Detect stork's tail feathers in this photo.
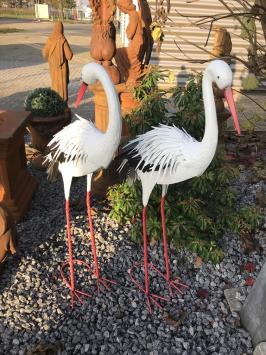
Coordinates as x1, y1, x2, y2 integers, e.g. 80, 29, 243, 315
43, 153, 59, 182
127, 167, 137, 186
117, 158, 137, 186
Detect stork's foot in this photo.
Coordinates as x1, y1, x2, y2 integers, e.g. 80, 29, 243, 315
150, 264, 188, 297
61, 259, 92, 307
165, 276, 188, 298
70, 288, 92, 308
145, 292, 166, 313
128, 261, 167, 313
94, 276, 117, 294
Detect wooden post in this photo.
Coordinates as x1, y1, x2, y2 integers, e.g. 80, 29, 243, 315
0, 110, 37, 221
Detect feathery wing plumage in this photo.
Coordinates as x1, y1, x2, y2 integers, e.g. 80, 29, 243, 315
47, 114, 102, 164
126, 124, 200, 177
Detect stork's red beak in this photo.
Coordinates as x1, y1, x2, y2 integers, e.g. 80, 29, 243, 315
74, 82, 88, 108
224, 87, 241, 136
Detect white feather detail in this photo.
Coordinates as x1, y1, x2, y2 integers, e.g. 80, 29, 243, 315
47, 114, 102, 165
127, 124, 200, 179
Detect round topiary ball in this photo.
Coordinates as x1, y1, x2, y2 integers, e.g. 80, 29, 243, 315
25, 88, 66, 117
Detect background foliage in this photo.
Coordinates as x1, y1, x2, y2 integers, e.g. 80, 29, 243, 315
108, 67, 261, 263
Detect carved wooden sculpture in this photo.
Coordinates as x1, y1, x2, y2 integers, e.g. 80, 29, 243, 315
139, 0, 153, 66
89, 0, 120, 84
253, 0, 266, 40
251, 0, 266, 73
211, 27, 232, 59
115, 0, 153, 84
211, 27, 232, 143
42, 22, 73, 102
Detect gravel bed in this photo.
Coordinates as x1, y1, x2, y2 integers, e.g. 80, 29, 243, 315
0, 165, 265, 355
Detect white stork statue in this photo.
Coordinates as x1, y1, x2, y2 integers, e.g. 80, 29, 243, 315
119, 60, 241, 312
45, 62, 122, 306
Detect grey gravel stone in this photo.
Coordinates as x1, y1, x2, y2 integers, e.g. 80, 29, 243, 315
224, 288, 244, 312
241, 262, 266, 346
254, 343, 266, 355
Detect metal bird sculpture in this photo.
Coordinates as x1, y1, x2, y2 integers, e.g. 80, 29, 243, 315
119, 60, 241, 312
45, 62, 122, 306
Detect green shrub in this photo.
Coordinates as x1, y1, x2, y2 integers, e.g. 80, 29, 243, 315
108, 68, 262, 263
25, 88, 66, 117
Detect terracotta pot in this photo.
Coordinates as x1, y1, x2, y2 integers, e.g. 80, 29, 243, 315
27, 108, 71, 152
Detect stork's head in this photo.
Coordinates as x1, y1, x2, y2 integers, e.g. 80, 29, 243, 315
205, 60, 240, 135
206, 60, 233, 90
75, 63, 110, 108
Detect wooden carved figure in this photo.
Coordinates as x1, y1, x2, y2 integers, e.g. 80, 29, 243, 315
89, 0, 120, 84
115, 0, 152, 84
138, 0, 153, 66
212, 27, 232, 59
42, 22, 73, 102
211, 27, 233, 142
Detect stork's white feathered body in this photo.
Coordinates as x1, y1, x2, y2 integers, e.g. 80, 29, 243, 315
45, 62, 122, 305
134, 125, 204, 181
122, 60, 240, 205
121, 60, 240, 311
54, 117, 115, 175
46, 62, 121, 195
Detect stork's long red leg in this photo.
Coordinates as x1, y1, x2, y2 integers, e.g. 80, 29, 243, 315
60, 199, 92, 307
161, 197, 170, 282
65, 199, 75, 306
86, 192, 100, 279
128, 205, 167, 313
86, 191, 116, 293
159, 196, 188, 296
143, 206, 149, 295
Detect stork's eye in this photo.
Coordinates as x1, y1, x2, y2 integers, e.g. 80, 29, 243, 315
217, 75, 220, 79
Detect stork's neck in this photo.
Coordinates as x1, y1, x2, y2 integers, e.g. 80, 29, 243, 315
200, 72, 218, 159
101, 71, 122, 147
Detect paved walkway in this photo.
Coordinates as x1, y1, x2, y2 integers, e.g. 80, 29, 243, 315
0, 19, 265, 129
0, 20, 93, 119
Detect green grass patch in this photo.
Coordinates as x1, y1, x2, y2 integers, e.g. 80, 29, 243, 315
0, 7, 34, 19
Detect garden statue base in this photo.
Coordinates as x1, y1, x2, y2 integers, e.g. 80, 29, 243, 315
0, 110, 37, 221
240, 261, 266, 346
91, 82, 140, 138
0, 203, 17, 263
90, 83, 140, 196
